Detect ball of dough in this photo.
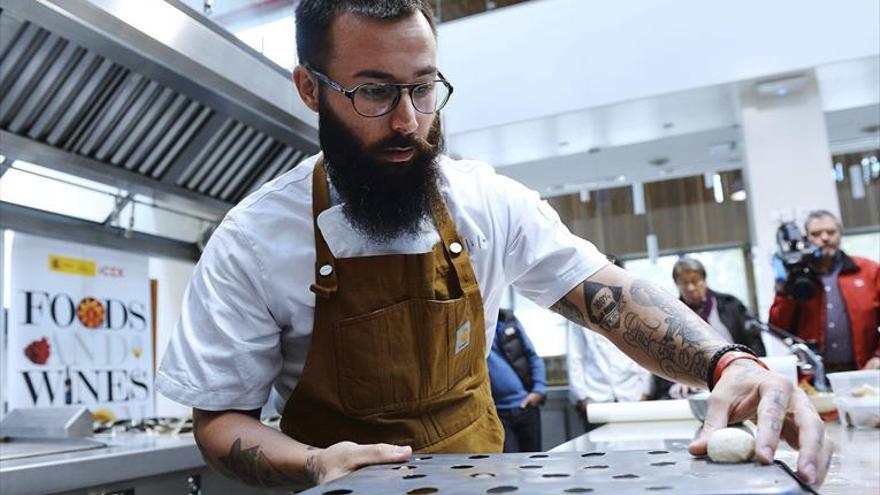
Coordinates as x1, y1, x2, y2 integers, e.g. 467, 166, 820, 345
707, 428, 755, 463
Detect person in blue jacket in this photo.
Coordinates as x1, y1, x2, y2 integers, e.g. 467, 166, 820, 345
488, 309, 547, 452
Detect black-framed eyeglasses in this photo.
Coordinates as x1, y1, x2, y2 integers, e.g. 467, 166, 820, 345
306, 66, 454, 118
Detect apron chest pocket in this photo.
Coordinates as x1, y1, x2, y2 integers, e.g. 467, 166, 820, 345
333, 298, 475, 414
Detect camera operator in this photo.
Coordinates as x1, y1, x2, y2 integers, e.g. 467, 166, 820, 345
769, 210, 880, 372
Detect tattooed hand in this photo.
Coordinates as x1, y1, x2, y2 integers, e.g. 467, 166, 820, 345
688, 360, 834, 487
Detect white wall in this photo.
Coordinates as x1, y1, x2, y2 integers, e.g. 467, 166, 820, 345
438, 0, 880, 134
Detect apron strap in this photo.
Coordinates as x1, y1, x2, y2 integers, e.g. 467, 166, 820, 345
432, 200, 480, 295
310, 156, 338, 299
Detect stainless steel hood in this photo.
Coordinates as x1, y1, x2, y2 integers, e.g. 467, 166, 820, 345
0, 0, 319, 216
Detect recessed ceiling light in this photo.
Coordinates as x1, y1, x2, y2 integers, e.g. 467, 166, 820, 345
861, 124, 880, 134
662, 122, 674, 129
588, 147, 601, 154
558, 141, 570, 147
649, 157, 669, 166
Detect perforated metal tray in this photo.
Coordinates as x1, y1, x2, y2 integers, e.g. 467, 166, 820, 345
299, 446, 810, 495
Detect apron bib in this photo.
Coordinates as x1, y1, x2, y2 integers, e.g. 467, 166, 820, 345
279, 157, 503, 453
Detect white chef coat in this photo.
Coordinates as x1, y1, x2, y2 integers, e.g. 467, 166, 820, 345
566, 324, 651, 404
157, 154, 608, 412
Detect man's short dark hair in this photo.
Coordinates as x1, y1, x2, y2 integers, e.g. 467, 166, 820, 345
804, 209, 843, 234
295, 0, 438, 70
672, 257, 706, 282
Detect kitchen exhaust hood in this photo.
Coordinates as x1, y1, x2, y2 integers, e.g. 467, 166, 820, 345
0, 0, 319, 216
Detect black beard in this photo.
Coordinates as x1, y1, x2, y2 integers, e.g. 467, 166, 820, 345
318, 100, 445, 243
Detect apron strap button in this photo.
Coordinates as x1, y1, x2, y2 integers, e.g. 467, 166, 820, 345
449, 242, 463, 254
319, 264, 334, 277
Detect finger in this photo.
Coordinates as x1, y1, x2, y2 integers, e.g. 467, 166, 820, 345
812, 431, 835, 486
688, 391, 731, 456
520, 398, 528, 408
788, 391, 827, 485
753, 381, 793, 464
348, 443, 412, 469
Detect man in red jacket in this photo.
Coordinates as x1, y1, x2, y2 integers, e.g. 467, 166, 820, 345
770, 210, 880, 372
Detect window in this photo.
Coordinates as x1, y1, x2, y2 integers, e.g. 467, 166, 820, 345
0, 162, 121, 223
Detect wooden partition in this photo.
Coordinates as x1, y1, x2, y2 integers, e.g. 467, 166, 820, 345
548, 170, 750, 257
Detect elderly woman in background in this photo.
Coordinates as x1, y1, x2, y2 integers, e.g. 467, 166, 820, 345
652, 257, 766, 399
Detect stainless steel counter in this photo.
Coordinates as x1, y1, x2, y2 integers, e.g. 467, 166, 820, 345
0, 433, 280, 494
551, 419, 879, 495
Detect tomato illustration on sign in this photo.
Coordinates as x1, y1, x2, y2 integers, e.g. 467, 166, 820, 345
24, 337, 51, 365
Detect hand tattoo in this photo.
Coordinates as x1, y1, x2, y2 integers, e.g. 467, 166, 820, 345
217, 438, 301, 487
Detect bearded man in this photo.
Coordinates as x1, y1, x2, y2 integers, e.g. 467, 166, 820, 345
157, 0, 832, 490
770, 210, 880, 372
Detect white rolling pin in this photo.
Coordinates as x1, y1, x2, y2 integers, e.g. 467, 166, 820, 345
586, 399, 694, 423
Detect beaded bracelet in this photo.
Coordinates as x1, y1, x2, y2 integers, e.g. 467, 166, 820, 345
706, 344, 765, 391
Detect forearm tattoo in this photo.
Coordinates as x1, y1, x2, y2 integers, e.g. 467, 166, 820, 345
550, 281, 623, 331
215, 438, 303, 487
623, 279, 720, 382
583, 281, 624, 331
552, 278, 722, 383
550, 297, 586, 325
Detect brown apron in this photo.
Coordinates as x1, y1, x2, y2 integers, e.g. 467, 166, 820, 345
279, 157, 503, 453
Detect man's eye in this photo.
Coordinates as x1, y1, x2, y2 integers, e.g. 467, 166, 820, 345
413, 83, 434, 96
359, 85, 394, 100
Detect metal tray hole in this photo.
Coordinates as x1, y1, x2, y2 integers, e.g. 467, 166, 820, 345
469, 454, 491, 459
646, 487, 673, 491
529, 454, 549, 458
583, 464, 609, 470
472, 473, 496, 479
650, 461, 676, 467
648, 450, 669, 455
581, 452, 605, 457
519, 465, 543, 469
612, 474, 640, 479
542, 473, 570, 478
407, 488, 438, 494
486, 487, 518, 493
393, 465, 418, 470
450, 465, 474, 469
413, 456, 433, 461
323, 490, 353, 495
403, 474, 427, 480
564, 489, 594, 494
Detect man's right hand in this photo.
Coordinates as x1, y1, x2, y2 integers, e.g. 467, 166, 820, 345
308, 441, 413, 484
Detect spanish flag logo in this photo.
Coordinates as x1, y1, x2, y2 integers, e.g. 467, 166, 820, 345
49, 255, 97, 277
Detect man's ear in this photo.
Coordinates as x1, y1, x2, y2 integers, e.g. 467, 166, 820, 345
293, 65, 320, 112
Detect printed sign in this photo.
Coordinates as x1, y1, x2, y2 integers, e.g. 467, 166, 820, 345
7, 233, 154, 421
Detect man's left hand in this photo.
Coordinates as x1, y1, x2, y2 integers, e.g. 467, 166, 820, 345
687, 360, 833, 487
862, 356, 880, 370
520, 392, 544, 408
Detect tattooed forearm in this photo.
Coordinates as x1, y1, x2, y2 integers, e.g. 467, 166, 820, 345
216, 438, 304, 487
623, 279, 721, 382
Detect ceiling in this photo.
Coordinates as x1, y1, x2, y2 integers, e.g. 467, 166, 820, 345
177, 0, 534, 28
446, 56, 880, 196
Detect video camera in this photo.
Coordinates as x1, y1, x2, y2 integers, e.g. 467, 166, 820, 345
775, 221, 821, 300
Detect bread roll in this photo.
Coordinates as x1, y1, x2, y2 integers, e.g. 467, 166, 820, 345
707, 428, 755, 463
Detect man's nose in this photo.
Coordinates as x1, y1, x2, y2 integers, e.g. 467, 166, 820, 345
390, 91, 419, 135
